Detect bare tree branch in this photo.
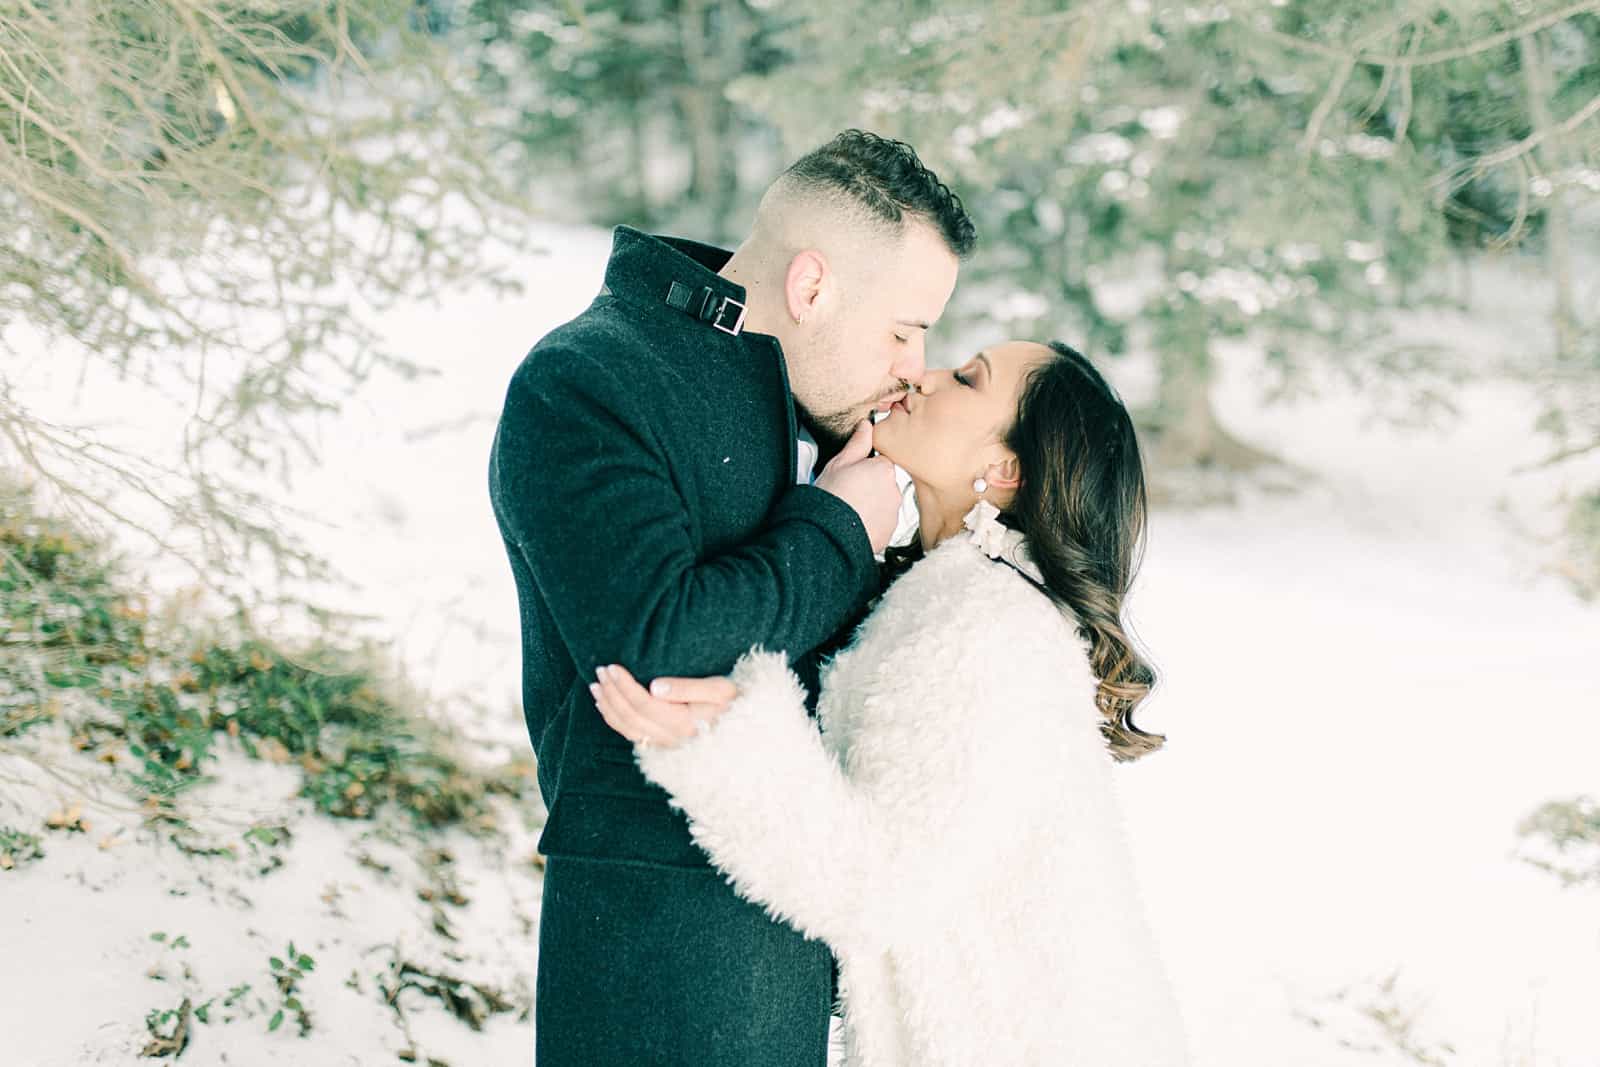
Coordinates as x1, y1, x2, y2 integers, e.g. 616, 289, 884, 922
1428, 91, 1600, 194
0, 0, 535, 609
1300, 53, 1356, 156
1252, 1, 1600, 68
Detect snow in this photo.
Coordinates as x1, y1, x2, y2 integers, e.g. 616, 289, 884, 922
1118, 288, 1600, 1063
1, 722, 544, 1065
3, 218, 1599, 1065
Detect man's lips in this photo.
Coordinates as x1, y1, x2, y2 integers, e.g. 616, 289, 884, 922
875, 392, 912, 413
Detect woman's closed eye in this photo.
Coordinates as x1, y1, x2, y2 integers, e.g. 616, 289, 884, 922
954, 353, 990, 388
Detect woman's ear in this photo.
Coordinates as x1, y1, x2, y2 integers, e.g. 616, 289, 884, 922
986, 452, 1022, 491
784, 249, 828, 324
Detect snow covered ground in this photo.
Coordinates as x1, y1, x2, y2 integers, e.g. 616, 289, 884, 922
3, 218, 1598, 1065
2, 723, 545, 1066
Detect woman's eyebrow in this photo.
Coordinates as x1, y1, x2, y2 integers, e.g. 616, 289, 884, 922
896, 318, 932, 330
974, 352, 992, 380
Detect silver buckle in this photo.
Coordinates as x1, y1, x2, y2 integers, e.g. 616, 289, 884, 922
711, 296, 747, 336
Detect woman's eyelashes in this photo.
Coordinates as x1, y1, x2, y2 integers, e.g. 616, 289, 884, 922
953, 367, 973, 387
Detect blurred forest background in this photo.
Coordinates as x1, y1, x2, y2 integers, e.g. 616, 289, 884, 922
2, 1, 1599, 1064
4, 0, 1599, 595
468, 0, 1600, 529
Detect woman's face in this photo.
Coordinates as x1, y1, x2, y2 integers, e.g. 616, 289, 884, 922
872, 339, 1054, 494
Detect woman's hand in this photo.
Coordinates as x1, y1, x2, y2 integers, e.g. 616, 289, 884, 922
590, 664, 739, 747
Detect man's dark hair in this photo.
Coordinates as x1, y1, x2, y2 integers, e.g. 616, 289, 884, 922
781, 129, 977, 257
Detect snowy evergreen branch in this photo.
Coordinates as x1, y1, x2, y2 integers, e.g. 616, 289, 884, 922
1427, 91, 1600, 195
1252, 0, 1600, 68
0, 0, 535, 601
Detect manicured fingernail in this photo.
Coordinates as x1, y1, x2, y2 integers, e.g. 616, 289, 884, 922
588, 682, 601, 699
651, 680, 671, 697
595, 666, 608, 682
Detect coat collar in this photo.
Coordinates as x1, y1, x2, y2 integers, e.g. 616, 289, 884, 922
601, 225, 749, 324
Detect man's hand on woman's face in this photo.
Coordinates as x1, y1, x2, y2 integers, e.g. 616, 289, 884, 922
591, 665, 738, 747
815, 419, 900, 553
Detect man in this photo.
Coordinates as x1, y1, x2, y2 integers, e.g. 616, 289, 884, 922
487, 129, 975, 1065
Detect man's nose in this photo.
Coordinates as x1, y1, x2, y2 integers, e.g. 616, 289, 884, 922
891, 342, 927, 388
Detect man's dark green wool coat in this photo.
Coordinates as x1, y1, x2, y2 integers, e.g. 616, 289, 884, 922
487, 225, 880, 1065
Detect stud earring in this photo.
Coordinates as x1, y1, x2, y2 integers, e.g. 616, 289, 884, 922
973, 477, 988, 494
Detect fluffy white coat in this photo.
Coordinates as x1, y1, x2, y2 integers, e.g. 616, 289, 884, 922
636, 536, 1192, 1066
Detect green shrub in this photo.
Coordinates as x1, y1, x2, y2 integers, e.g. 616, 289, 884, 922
1518, 796, 1600, 889
185, 635, 519, 828
0, 825, 45, 871
1564, 489, 1600, 601
1, 480, 534, 833
1, 483, 152, 699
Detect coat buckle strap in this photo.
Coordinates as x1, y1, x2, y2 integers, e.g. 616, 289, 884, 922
710, 295, 746, 336
665, 281, 746, 337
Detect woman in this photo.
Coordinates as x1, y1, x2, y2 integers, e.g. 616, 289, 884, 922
592, 340, 1191, 1066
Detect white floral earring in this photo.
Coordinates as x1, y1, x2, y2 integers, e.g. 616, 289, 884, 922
973, 476, 988, 494
962, 498, 1047, 585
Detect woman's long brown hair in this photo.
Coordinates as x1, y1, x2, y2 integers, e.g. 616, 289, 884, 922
1002, 341, 1164, 762
878, 341, 1165, 759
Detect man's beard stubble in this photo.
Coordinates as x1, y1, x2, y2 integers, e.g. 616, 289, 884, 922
790, 320, 865, 450
794, 396, 860, 452
790, 313, 906, 453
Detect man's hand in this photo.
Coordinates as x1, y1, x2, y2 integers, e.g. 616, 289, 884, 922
591, 664, 738, 747
814, 420, 899, 554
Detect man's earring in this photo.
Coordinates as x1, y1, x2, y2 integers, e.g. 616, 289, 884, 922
973, 477, 988, 494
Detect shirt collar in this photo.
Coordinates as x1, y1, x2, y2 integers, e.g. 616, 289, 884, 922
796, 423, 819, 485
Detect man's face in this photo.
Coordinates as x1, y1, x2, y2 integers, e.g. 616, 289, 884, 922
792, 221, 960, 446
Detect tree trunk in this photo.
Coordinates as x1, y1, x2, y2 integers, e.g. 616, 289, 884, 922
708, 1, 744, 236
676, 0, 741, 243
1149, 350, 1277, 474
678, 3, 717, 201
1519, 31, 1579, 359
626, 90, 652, 225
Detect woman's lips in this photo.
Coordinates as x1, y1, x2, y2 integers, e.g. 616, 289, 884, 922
890, 398, 909, 416
874, 392, 908, 412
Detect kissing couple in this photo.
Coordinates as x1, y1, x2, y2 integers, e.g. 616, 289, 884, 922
489, 129, 1191, 1066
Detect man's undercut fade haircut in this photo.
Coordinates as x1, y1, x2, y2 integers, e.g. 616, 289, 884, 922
778, 129, 977, 257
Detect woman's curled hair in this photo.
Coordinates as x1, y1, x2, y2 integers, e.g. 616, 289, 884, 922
1003, 341, 1165, 762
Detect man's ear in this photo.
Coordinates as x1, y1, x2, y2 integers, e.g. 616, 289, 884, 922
784, 250, 828, 324
986, 453, 1022, 491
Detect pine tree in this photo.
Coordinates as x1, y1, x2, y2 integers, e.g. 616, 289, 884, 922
0, 0, 531, 608
727, 0, 1598, 487
469, 0, 790, 241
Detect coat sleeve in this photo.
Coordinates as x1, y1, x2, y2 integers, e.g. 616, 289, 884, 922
633, 558, 1099, 954
634, 648, 889, 952
490, 344, 879, 682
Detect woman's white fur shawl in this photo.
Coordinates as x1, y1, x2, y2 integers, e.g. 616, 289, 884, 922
636, 536, 1192, 1066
